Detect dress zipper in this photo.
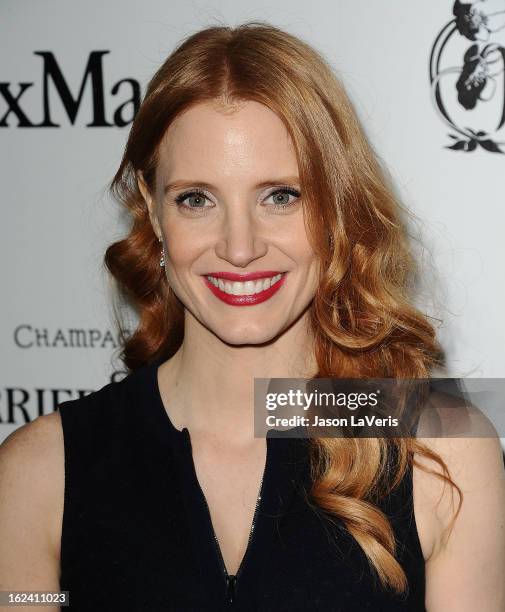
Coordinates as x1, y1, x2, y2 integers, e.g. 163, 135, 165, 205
192, 439, 268, 605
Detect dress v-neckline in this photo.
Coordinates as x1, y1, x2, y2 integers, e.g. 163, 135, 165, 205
140, 356, 311, 604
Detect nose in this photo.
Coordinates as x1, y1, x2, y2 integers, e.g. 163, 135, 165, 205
214, 209, 268, 268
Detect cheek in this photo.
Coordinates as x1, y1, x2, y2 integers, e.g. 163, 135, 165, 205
287, 215, 317, 261
295, 240, 319, 285
293, 234, 317, 268
162, 222, 204, 266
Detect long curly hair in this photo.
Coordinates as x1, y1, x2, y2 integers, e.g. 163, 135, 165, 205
105, 22, 462, 593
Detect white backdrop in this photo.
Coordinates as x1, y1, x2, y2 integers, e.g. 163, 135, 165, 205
1, 0, 504, 445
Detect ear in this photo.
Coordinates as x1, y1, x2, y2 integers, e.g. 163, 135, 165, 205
137, 171, 162, 240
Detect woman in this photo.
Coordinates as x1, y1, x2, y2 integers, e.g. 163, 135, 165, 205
1, 21, 504, 612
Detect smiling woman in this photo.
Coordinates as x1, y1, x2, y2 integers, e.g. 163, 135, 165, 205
1, 19, 504, 612
134, 98, 320, 340
76, 21, 505, 611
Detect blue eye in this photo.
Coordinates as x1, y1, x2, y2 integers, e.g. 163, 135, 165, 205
174, 190, 211, 211
264, 187, 301, 209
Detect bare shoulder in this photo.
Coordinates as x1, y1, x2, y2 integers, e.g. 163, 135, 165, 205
411, 402, 505, 610
0, 411, 64, 490
1, 411, 63, 456
0, 412, 64, 597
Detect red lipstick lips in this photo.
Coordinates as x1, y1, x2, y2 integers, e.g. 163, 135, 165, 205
202, 270, 283, 281
202, 271, 287, 306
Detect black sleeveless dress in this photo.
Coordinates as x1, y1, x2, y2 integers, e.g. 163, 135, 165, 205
57, 358, 426, 611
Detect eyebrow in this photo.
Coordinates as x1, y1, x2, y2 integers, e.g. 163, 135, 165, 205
163, 176, 300, 195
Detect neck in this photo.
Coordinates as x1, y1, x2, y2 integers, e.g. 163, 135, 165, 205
157, 310, 317, 445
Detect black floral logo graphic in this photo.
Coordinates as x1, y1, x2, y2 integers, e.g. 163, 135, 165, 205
430, 0, 505, 153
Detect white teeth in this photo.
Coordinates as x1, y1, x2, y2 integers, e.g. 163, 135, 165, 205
244, 281, 256, 295
232, 282, 244, 295
206, 273, 283, 296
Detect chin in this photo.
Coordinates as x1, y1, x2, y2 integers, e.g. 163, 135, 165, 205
213, 322, 283, 346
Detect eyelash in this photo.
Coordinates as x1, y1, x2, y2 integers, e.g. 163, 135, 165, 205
173, 186, 301, 213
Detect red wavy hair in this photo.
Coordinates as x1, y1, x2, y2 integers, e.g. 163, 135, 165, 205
105, 21, 462, 593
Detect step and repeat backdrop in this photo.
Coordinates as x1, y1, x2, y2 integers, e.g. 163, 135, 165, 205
1, 0, 504, 445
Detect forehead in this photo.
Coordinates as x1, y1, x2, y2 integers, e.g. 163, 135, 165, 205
156, 100, 298, 183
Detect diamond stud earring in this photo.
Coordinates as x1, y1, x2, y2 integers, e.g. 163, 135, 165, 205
159, 237, 165, 267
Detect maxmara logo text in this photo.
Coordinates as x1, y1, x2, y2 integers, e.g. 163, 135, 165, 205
0, 51, 141, 128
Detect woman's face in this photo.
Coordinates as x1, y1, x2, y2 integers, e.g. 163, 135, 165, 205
140, 99, 320, 345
